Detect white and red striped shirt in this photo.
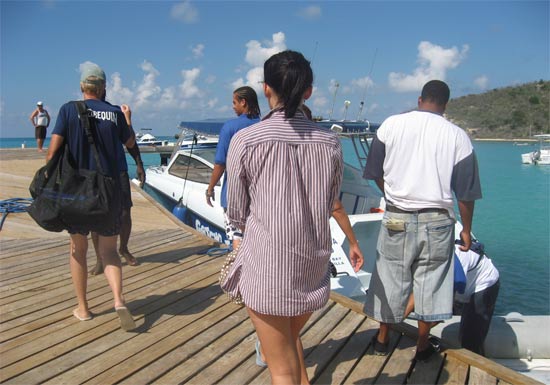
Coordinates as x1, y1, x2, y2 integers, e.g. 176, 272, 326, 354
227, 109, 343, 316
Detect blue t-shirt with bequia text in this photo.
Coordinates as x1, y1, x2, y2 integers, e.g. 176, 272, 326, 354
52, 99, 131, 176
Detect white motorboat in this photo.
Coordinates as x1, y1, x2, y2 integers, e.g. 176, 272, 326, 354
521, 134, 550, 165
136, 133, 171, 147
141, 124, 386, 300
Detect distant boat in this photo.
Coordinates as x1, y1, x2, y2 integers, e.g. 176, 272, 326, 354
521, 134, 550, 165
136, 133, 171, 147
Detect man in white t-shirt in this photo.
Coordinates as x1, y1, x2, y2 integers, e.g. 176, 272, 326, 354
454, 241, 500, 355
363, 80, 482, 361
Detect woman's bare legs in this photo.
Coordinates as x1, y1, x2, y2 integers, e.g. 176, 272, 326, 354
248, 308, 312, 385
69, 234, 91, 319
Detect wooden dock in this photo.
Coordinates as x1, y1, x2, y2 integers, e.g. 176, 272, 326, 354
0, 148, 542, 384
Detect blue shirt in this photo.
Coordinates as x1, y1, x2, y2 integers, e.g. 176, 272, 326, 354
215, 114, 260, 208
52, 99, 131, 177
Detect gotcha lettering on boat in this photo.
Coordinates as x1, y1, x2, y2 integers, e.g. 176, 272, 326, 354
194, 219, 225, 244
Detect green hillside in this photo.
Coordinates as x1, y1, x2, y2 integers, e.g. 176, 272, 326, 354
445, 80, 549, 139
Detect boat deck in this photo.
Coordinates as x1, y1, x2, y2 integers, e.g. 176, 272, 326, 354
0, 148, 542, 385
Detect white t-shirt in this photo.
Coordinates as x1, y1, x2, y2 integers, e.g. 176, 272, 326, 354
36, 110, 49, 126
364, 110, 482, 213
455, 246, 499, 302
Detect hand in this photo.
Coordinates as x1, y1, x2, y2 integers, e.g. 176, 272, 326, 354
121, 104, 132, 125
458, 230, 472, 251
136, 163, 146, 188
206, 190, 215, 207
348, 243, 364, 272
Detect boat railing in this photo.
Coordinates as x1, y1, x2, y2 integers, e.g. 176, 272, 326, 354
330, 128, 376, 172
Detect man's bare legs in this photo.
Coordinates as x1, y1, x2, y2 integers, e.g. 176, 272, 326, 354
97, 234, 126, 308
90, 209, 137, 276
118, 208, 138, 266
70, 234, 91, 320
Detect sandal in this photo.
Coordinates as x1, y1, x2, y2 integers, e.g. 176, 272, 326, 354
371, 331, 389, 356
414, 343, 437, 362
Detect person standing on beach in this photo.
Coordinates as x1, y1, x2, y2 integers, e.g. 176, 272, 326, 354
29, 101, 50, 152
47, 62, 136, 331
225, 50, 362, 384
363, 80, 482, 362
205, 86, 260, 249
90, 101, 145, 275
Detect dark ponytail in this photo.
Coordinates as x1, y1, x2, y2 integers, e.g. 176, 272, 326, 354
264, 50, 313, 119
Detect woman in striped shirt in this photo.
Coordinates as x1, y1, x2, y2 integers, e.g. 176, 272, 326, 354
226, 50, 360, 385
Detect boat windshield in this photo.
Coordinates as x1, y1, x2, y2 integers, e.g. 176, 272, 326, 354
189, 148, 217, 164
168, 151, 214, 184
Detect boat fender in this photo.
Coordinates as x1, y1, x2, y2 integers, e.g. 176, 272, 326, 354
172, 200, 188, 222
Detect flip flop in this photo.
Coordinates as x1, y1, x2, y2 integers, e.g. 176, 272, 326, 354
255, 340, 267, 367
73, 308, 93, 321
115, 306, 136, 331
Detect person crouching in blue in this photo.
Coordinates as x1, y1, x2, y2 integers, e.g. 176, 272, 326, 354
454, 240, 500, 355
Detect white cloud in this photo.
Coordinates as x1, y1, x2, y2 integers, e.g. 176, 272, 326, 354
134, 61, 161, 108
157, 87, 178, 109
388, 41, 469, 92
231, 78, 245, 90
474, 75, 489, 90
191, 43, 204, 59
297, 5, 321, 20
207, 98, 218, 109
244, 32, 287, 67
170, 1, 199, 24
107, 72, 134, 105
233, 32, 287, 94
179, 68, 201, 99
351, 76, 374, 91
312, 95, 328, 109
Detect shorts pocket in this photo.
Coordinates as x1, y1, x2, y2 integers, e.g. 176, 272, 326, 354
378, 218, 407, 262
426, 219, 455, 262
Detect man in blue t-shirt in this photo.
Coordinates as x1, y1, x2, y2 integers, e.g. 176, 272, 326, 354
205, 86, 260, 248
48, 62, 136, 330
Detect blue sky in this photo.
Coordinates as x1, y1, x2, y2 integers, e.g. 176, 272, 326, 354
1, 1, 548, 138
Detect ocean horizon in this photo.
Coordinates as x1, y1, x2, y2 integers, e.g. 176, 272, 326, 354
1, 137, 548, 316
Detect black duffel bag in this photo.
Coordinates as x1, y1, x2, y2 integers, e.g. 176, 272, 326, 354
28, 101, 120, 233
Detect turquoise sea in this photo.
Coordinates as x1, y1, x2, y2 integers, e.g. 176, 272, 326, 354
2, 136, 549, 316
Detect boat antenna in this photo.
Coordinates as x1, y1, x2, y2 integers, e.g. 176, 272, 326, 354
329, 81, 340, 121
310, 41, 319, 64
357, 48, 378, 121
178, 133, 198, 205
